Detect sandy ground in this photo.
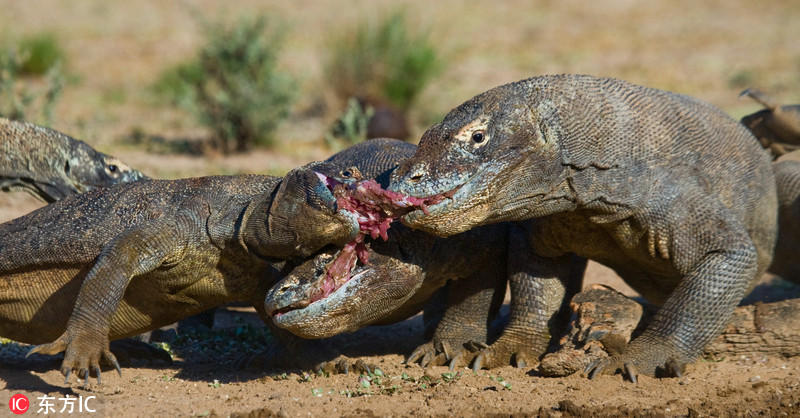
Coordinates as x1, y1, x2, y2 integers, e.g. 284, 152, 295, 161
1, 0, 800, 416
1, 302, 799, 417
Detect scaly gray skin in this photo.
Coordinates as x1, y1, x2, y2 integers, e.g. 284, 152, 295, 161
4, 165, 361, 385
266, 221, 512, 370
257, 139, 511, 371
0, 117, 147, 202
770, 151, 800, 282
389, 74, 778, 381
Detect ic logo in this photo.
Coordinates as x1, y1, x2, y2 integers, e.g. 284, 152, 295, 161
9, 394, 29, 415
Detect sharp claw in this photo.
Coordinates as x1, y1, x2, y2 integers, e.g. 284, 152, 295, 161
26, 345, 41, 358
448, 358, 456, 371
420, 352, 432, 368
94, 366, 102, 385
405, 350, 421, 365
666, 358, 683, 378
472, 354, 483, 372
587, 361, 604, 379
624, 363, 638, 384
440, 342, 451, 360
355, 360, 370, 375
63, 369, 72, 384
516, 358, 527, 369
80, 369, 90, 389
105, 351, 122, 377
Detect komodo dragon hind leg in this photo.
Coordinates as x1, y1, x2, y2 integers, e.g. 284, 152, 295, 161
27, 213, 194, 387
469, 229, 586, 371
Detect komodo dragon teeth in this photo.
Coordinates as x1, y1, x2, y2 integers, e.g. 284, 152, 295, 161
308, 176, 447, 303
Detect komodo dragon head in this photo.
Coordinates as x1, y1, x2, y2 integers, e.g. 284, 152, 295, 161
248, 138, 438, 259
388, 79, 566, 236
0, 118, 147, 202
265, 242, 423, 338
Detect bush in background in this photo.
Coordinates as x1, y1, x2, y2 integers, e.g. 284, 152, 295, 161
154, 15, 295, 153
0, 47, 64, 124
325, 97, 374, 149
326, 10, 440, 112
17, 33, 65, 76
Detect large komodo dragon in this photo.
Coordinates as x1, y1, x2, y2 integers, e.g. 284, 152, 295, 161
0, 148, 399, 385
385, 74, 778, 382
0, 117, 146, 202
266, 139, 522, 370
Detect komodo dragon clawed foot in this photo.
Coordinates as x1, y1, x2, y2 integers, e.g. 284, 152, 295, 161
239, 333, 375, 376
27, 326, 121, 387
406, 339, 480, 370
466, 338, 543, 371
584, 337, 688, 383
316, 356, 376, 376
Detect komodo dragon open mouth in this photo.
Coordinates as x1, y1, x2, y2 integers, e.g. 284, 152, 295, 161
270, 174, 456, 317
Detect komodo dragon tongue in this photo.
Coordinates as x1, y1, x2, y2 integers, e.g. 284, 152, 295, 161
307, 176, 444, 303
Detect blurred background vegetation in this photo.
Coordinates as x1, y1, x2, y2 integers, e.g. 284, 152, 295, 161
0, 0, 798, 181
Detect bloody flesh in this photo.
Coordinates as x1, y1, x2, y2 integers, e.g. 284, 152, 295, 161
309, 175, 445, 303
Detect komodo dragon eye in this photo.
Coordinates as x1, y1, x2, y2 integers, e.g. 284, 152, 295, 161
341, 169, 352, 178
107, 164, 118, 173
471, 130, 486, 143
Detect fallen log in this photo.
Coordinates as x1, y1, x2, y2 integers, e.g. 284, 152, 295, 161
539, 284, 800, 377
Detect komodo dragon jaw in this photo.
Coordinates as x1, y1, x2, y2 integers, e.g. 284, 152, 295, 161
265, 248, 422, 339
388, 84, 566, 237
264, 172, 443, 337
247, 163, 362, 259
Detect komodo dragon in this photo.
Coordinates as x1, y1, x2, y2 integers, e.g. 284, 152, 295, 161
386, 74, 778, 381
740, 89, 800, 157
0, 117, 146, 202
770, 152, 800, 282
2, 152, 385, 385
265, 139, 516, 370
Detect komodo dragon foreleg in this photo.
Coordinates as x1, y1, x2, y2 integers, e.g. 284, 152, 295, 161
470, 244, 586, 371
405, 265, 500, 369
585, 191, 759, 382
28, 210, 197, 385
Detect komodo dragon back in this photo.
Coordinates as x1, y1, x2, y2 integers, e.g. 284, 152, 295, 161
0, 117, 147, 202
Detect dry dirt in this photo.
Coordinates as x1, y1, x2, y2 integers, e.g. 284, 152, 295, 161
1, 0, 800, 416
2, 297, 799, 417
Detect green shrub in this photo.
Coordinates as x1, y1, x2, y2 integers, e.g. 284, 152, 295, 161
154, 15, 295, 153
17, 33, 65, 75
325, 97, 374, 149
0, 48, 64, 124
326, 11, 440, 111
